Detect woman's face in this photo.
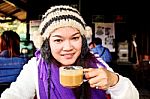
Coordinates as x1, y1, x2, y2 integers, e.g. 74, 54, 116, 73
49, 27, 82, 66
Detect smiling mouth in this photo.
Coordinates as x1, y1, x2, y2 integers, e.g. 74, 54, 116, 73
62, 53, 74, 59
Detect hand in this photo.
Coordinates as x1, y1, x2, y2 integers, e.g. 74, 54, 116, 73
84, 68, 119, 90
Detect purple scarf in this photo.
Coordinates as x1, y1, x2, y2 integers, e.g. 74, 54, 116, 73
35, 50, 106, 99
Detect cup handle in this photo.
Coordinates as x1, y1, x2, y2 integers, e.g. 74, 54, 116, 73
83, 72, 88, 82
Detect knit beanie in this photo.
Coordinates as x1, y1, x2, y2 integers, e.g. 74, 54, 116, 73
33, 5, 92, 49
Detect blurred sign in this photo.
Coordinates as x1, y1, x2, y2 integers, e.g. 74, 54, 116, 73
95, 22, 115, 52
29, 20, 41, 41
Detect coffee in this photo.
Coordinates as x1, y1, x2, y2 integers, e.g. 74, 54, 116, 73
59, 66, 83, 88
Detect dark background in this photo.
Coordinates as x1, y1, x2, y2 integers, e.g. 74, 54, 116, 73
3, 0, 149, 59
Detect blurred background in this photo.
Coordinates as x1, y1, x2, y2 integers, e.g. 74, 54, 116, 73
0, 0, 150, 98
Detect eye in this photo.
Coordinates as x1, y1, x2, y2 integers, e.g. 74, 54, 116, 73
72, 36, 80, 40
54, 39, 63, 43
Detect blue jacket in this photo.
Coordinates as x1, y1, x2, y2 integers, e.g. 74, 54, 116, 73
0, 57, 27, 83
91, 44, 112, 63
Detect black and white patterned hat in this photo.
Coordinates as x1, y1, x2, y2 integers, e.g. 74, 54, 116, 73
33, 5, 92, 49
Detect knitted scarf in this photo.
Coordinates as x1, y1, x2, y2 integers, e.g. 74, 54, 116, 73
35, 50, 107, 99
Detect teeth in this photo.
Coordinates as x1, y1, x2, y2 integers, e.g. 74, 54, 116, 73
63, 54, 73, 58
65, 54, 71, 56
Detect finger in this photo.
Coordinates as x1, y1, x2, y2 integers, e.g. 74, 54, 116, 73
84, 68, 95, 79
94, 79, 109, 90
90, 83, 97, 88
90, 81, 102, 89
95, 84, 109, 90
88, 75, 100, 85
83, 68, 93, 72
84, 68, 100, 79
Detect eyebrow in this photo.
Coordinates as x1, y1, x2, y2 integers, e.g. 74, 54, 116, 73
51, 32, 80, 38
72, 32, 80, 36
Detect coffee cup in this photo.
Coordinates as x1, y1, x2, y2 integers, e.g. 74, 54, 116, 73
59, 66, 83, 88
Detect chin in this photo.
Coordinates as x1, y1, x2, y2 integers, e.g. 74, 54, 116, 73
61, 61, 75, 66
61, 63, 73, 66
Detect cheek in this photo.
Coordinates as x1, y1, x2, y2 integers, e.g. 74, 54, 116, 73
50, 44, 57, 53
50, 45, 58, 59
50, 42, 62, 56
77, 44, 82, 51
77, 40, 82, 50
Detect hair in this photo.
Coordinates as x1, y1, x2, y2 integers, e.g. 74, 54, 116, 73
0, 30, 20, 57
93, 37, 102, 45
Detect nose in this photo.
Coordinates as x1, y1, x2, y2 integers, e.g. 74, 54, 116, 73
63, 40, 73, 51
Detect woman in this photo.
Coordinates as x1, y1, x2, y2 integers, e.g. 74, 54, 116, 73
0, 30, 27, 94
0, 5, 139, 99
0, 30, 20, 57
